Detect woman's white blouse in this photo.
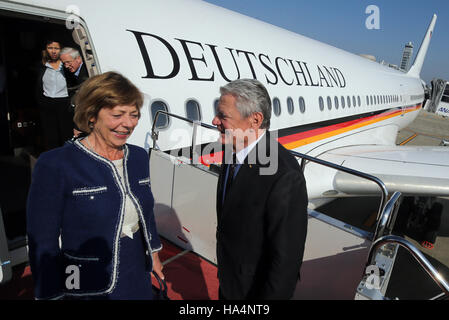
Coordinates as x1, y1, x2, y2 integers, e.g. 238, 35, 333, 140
112, 158, 140, 239
42, 62, 68, 98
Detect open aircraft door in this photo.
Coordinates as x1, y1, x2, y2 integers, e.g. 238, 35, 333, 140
0, 207, 12, 284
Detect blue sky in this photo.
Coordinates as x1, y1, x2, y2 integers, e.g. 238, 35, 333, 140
203, 0, 449, 84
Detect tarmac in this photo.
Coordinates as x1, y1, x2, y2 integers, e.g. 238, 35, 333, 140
396, 109, 449, 146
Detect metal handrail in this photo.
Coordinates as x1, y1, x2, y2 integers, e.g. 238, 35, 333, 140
368, 235, 449, 299
290, 150, 389, 229
150, 111, 389, 239
151, 110, 217, 150
373, 191, 402, 240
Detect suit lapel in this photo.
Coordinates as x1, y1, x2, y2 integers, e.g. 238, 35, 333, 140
218, 132, 273, 221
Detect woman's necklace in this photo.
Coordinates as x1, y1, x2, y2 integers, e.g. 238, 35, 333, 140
85, 135, 96, 153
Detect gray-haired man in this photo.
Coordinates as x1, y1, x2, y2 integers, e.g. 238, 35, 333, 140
60, 47, 88, 92
60, 47, 88, 136
212, 79, 308, 300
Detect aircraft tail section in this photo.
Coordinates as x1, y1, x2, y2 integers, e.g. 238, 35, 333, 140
407, 14, 437, 78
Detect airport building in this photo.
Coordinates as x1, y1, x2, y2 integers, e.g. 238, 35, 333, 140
400, 42, 414, 71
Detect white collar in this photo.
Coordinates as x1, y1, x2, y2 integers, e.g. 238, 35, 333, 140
45, 61, 62, 70
235, 131, 266, 164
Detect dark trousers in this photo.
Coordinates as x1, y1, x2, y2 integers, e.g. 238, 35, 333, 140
38, 96, 73, 150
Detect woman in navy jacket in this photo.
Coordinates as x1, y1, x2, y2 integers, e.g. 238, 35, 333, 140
27, 72, 163, 299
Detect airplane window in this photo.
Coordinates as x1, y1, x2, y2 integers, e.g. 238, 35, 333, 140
273, 97, 281, 116
366, 96, 369, 106
370, 96, 373, 105
299, 97, 306, 113
151, 101, 170, 129
341, 96, 345, 109
287, 97, 294, 115
334, 96, 339, 109
347, 96, 351, 108
358, 96, 361, 107
319, 97, 324, 111
352, 96, 356, 107
186, 99, 202, 122
327, 96, 332, 110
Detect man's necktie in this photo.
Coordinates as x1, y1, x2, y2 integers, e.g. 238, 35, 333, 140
224, 154, 237, 201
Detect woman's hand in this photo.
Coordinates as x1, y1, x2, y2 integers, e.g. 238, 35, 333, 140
152, 252, 164, 280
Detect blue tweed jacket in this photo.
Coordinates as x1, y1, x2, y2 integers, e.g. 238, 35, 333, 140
26, 139, 162, 299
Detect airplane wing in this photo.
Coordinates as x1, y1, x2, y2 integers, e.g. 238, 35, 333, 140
319, 145, 449, 196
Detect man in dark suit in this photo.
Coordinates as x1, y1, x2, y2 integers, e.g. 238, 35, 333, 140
60, 47, 88, 94
212, 79, 308, 300
60, 47, 89, 137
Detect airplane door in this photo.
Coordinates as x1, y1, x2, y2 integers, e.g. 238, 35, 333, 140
71, 26, 99, 77
0, 207, 12, 284
0, 22, 12, 154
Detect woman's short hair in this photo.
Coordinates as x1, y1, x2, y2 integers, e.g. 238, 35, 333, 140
73, 72, 144, 133
219, 79, 271, 129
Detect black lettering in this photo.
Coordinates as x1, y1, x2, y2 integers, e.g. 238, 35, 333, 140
275, 57, 294, 86
258, 53, 278, 85
236, 50, 258, 79
127, 29, 180, 79
288, 60, 309, 86
317, 66, 330, 87
176, 38, 214, 81
333, 67, 347, 88
322, 66, 339, 87
302, 61, 319, 87
206, 44, 240, 82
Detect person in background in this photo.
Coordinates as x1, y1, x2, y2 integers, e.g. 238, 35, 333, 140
60, 47, 89, 137
60, 47, 88, 92
212, 79, 308, 300
27, 71, 164, 300
35, 39, 73, 150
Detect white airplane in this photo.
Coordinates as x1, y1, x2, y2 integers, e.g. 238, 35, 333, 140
1, 0, 448, 300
